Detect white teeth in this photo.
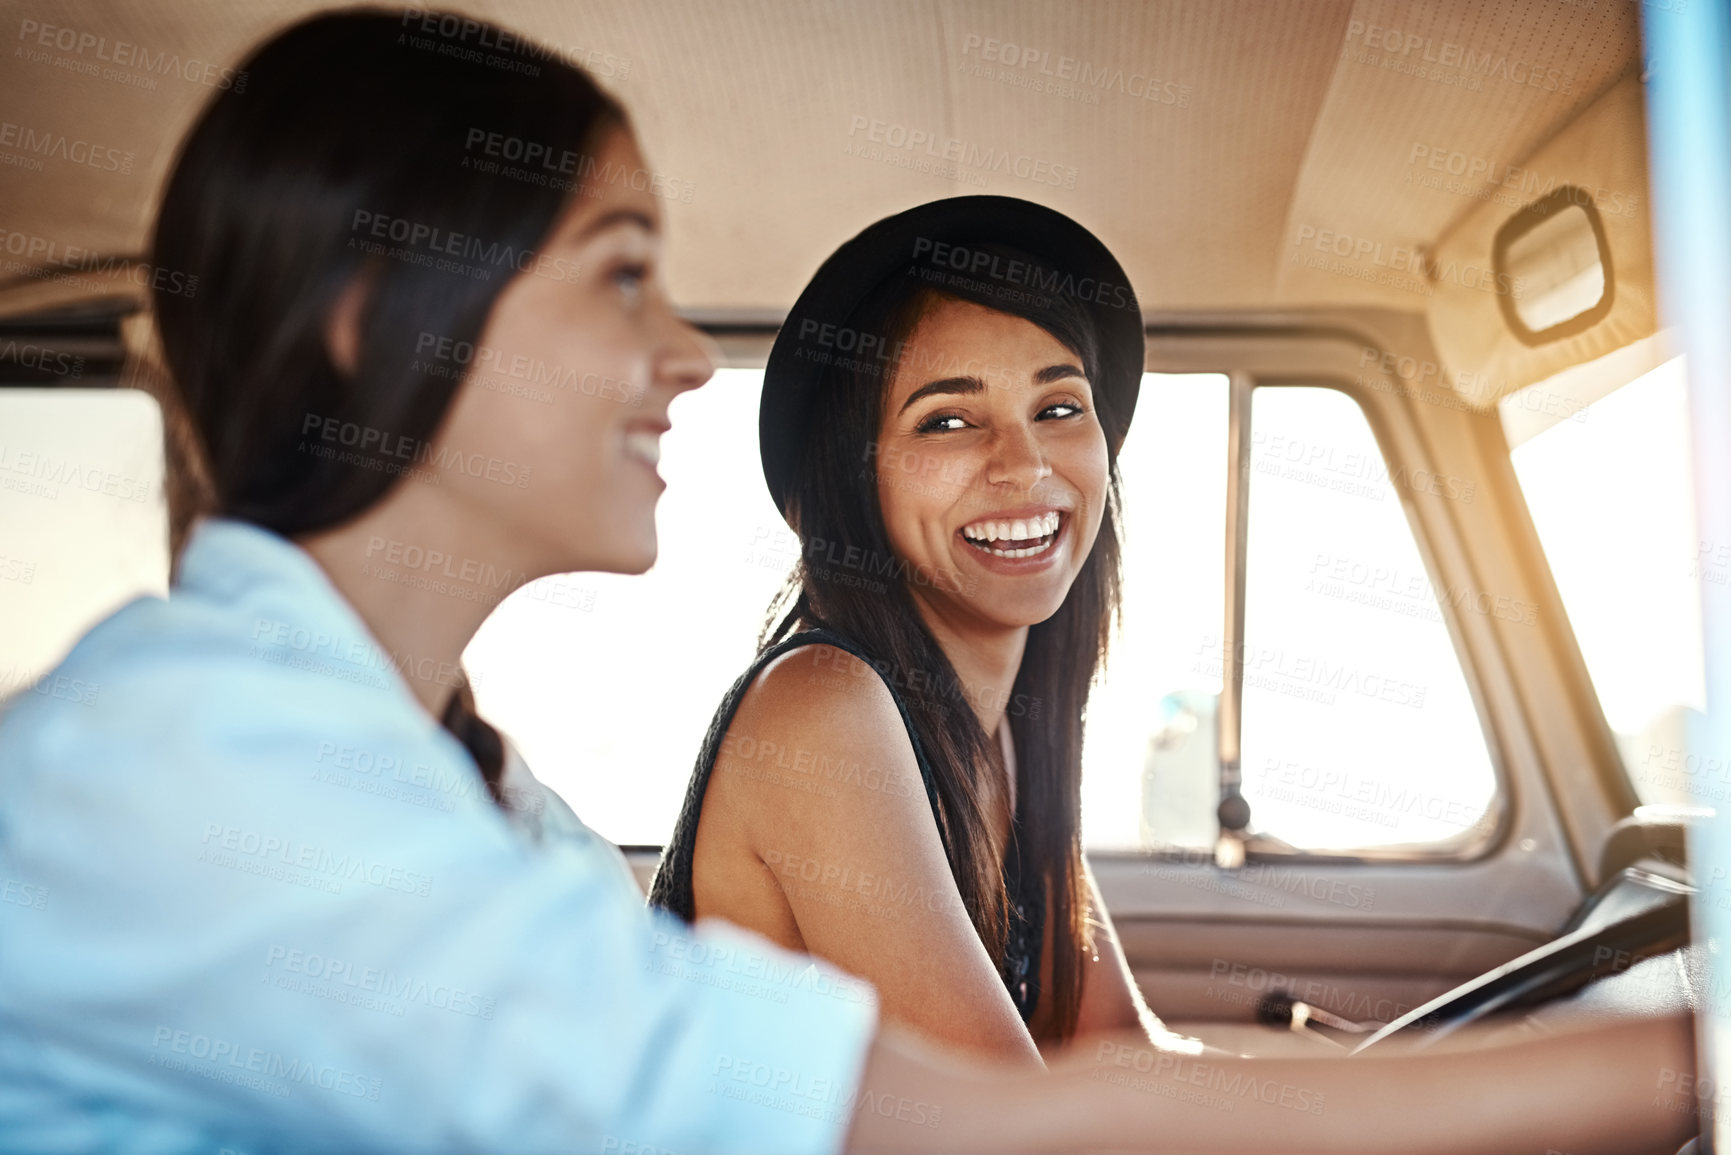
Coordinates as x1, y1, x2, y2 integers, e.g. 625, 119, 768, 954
623, 430, 661, 467
960, 511, 1062, 555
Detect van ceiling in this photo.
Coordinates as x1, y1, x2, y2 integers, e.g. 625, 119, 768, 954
0, 0, 1641, 317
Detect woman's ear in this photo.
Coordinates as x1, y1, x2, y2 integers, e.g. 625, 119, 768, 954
323, 270, 372, 376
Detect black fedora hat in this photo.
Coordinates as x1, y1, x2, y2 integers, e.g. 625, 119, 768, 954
759, 195, 1144, 520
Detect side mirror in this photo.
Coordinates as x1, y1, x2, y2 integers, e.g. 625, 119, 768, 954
1140, 691, 1220, 849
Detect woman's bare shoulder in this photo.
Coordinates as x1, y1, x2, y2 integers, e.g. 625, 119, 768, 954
706, 641, 932, 842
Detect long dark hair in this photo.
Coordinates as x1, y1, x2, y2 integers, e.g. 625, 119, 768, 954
149, 9, 624, 796
767, 249, 1126, 1040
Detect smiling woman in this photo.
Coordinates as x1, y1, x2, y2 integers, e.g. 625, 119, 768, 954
648, 197, 1172, 1061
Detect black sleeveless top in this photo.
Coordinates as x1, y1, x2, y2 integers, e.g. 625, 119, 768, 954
648, 628, 1045, 1024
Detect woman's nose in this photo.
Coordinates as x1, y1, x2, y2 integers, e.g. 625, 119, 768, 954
658, 311, 718, 398
984, 421, 1052, 490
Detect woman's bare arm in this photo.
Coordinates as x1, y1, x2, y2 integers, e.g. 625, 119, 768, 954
695, 644, 1043, 1066
1060, 859, 1205, 1055
846, 1011, 1695, 1154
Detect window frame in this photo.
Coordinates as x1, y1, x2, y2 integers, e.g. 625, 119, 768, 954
1088, 316, 1629, 883
1207, 373, 1512, 866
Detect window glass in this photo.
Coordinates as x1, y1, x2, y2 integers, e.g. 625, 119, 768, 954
1504, 353, 1711, 808
1081, 374, 1229, 849
1232, 387, 1499, 851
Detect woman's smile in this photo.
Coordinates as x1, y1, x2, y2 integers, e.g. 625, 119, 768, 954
622, 420, 669, 483
956, 507, 1068, 568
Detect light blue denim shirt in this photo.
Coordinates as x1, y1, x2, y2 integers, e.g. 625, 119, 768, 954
0, 517, 878, 1155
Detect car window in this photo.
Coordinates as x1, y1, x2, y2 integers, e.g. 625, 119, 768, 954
1114, 384, 1502, 853
467, 371, 1507, 854
1231, 387, 1499, 852
1502, 347, 1711, 809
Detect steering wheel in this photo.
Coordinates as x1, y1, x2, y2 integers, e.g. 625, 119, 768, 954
1350, 891, 1689, 1053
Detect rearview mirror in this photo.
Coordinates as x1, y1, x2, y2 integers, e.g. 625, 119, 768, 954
1493, 185, 1615, 344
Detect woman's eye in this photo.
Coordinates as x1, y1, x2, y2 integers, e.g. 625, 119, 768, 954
611, 264, 648, 300
916, 413, 968, 434
1040, 400, 1084, 419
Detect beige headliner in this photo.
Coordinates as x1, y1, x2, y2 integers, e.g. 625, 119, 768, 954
0, 0, 1640, 320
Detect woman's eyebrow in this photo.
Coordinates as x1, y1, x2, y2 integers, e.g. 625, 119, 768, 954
571, 208, 659, 242
1034, 363, 1087, 384
898, 375, 983, 414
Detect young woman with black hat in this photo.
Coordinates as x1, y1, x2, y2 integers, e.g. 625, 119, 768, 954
650, 196, 1182, 1061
